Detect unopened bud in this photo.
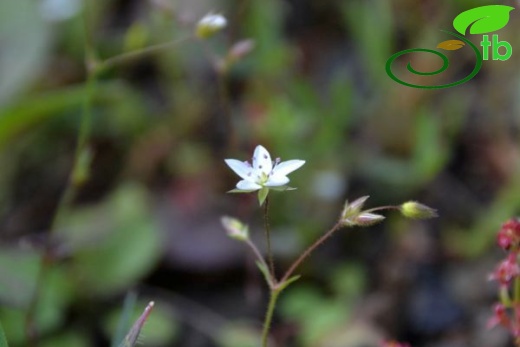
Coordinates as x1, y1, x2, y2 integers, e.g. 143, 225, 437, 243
221, 216, 249, 241
228, 39, 255, 62
399, 201, 438, 219
196, 13, 227, 39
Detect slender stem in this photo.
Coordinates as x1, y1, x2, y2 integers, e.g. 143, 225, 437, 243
263, 197, 276, 279
281, 222, 342, 284
363, 205, 399, 213
261, 288, 281, 347
99, 36, 191, 72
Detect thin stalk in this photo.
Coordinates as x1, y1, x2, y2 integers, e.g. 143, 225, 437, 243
263, 197, 276, 279
363, 205, 399, 214
261, 288, 281, 347
281, 222, 342, 284
99, 36, 191, 72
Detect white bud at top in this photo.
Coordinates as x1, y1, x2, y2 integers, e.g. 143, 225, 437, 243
196, 13, 227, 39
221, 216, 249, 241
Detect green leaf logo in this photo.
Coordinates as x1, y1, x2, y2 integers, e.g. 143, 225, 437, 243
453, 5, 514, 35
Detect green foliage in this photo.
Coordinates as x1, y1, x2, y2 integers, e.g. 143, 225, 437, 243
57, 183, 162, 296
0, 321, 8, 347
281, 285, 348, 345
217, 323, 260, 347
105, 301, 177, 347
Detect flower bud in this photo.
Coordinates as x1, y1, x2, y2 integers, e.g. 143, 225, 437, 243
353, 212, 385, 227
196, 13, 227, 39
497, 218, 520, 251
228, 39, 255, 62
399, 201, 438, 219
221, 216, 249, 241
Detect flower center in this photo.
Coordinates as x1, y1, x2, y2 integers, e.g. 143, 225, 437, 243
257, 171, 269, 185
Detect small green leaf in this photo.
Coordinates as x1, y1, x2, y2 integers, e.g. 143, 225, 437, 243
278, 275, 301, 292
227, 189, 251, 193
0, 321, 9, 347
453, 5, 514, 35
436, 39, 465, 50
256, 261, 273, 287
258, 187, 269, 206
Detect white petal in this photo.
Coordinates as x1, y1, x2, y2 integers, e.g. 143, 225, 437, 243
225, 159, 253, 180
236, 180, 262, 191
272, 160, 305, 177
253, 145, 272, 174
265, 175, 289, 187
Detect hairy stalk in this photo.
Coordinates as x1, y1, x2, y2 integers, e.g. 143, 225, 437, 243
281, 222, 342, 284
261, 288, 281, 347
263, 197, 276, 279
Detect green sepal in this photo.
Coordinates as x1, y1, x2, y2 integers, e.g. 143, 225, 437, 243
269, 186, 297, 192
227, 189, 253, 193
258, 187, 269, 206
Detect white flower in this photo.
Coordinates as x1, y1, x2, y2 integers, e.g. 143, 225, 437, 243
196, 13, 227, 39
225, 145, 305, 194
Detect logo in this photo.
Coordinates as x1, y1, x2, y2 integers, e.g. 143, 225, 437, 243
385, 5, 514, 89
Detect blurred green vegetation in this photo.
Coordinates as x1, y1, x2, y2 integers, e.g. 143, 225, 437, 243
0, 0, 520, 346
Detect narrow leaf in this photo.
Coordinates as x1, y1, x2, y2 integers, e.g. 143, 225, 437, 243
436, 39, 465, 50
453, 5, 514, 35
118, 301, 154, 347
278, 275, 301, 292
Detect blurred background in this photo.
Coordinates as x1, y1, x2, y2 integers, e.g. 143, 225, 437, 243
1, 0, 520, 346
